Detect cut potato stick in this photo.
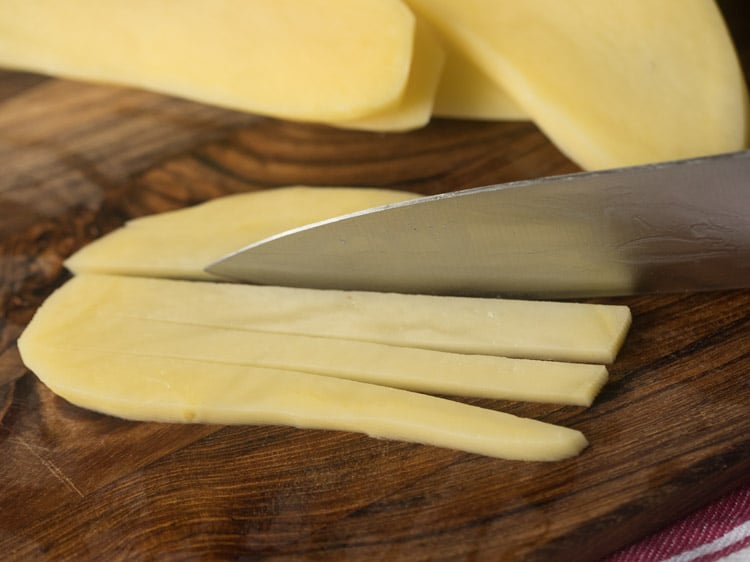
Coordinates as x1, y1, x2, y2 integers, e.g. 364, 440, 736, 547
65, 186, 419, 281
88, 319, 609, 405
51, 274, 631, 364
24, 277, 608, 405
18, 343, 588, 461
0, 0, 415, 122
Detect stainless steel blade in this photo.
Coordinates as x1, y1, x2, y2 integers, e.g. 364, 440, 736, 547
206, 151, 750, 298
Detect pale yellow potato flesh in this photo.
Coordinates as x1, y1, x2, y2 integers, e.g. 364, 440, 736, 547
0, 0, 414, 122
25, 186, 631, 459
27, 274, 608, 405
408, 6, 526, 121
51, 274, 630, 364
21, 348, 589, 461
65, 186, 419, 281
433, 45, 526, 121
332, 17, 445, 132
407, 0, 749, 169
18, 278, 589, 461
66, 187, 630, 363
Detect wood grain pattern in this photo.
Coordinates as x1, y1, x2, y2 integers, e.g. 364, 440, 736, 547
1, 3, 749, 559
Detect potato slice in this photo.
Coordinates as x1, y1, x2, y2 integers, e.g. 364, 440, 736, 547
0, 0, 415, 122
433, 45, 526, 121
49, 274, 630, 364
407, 0, 749, 169
18, 277, 589, 461
27, 274, 608, 405
332, 17, 445, 131
65, 186, 419, 280
410, 8, 526, 121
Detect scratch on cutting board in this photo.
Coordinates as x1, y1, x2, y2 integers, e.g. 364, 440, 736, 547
12, 436, 85, 498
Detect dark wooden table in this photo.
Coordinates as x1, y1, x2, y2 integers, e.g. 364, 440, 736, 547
1, 3, 749, 560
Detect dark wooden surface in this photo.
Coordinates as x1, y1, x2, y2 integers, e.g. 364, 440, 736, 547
1, 3, 749, 560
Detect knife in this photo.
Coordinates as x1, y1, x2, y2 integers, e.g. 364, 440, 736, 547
206, 151, 750, 298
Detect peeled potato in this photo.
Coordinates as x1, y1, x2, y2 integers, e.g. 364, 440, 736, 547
407, 0, 749, 169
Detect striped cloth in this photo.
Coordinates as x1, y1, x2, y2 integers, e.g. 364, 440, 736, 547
605, 481, 750, 561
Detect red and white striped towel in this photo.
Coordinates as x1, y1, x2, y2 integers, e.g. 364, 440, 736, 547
605, 481, 750, 561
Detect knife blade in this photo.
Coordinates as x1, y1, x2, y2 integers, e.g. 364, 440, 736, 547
206, 151, 750, 298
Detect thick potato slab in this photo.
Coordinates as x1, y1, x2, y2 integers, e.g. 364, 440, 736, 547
433, 46, 526, 121
334, 18, 445, 131
408, 0, 749, 169
0, 0, 415, 122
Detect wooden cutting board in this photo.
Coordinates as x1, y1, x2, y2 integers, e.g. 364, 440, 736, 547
1, 3, 748, 560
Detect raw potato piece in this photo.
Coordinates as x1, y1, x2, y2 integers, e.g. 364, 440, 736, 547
64, 187, 630, 364
409, 5, 525, 121
18, 281, 589, 461
20, 348, 588, 461
0, 0, 415, 122
433, 46, 526, 121
52, 274, 631, 365
28, 274, 609, 405
65, 186, 419, 280
333, 18, 445, 132
407, 0, 749, 169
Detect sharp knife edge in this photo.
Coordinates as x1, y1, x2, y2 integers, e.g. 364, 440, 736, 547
206, 151, 750, 298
